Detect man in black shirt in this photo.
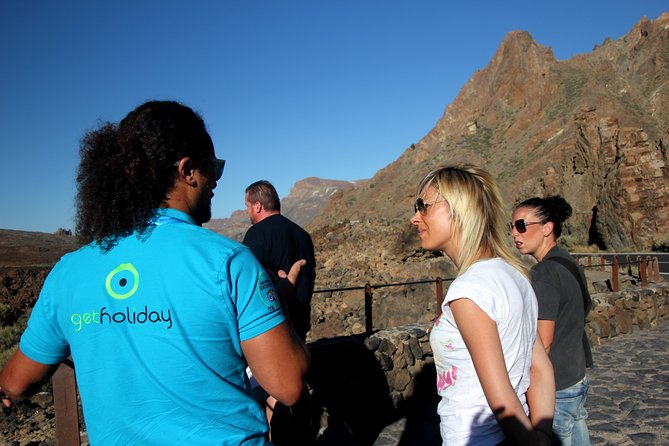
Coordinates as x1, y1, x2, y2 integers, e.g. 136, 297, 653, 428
243, 180, 316, 341
243, 180, 317, 445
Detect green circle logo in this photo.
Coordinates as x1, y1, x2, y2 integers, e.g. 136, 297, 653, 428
105, 263, 139, 300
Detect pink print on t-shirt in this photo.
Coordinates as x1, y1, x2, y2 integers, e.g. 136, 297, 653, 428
437, 365, 458, 393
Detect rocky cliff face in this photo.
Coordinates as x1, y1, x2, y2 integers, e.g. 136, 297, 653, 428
307, 14, 669, 305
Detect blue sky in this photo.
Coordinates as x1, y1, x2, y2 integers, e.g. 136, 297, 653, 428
1, 1, 666, 233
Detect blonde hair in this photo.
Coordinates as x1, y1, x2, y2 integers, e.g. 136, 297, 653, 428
416, 164, 529, 278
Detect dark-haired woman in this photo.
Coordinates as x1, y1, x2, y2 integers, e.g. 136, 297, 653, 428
512, 196, 592, 446
413, 165, 555, 445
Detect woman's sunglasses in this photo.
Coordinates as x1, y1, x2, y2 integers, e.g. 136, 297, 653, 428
510, 219, 542, 233
413, 198, 445, 215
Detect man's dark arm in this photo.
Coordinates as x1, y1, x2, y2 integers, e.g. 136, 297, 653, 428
0, 348, 57, 407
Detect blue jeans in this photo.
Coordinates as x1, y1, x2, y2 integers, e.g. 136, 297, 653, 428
553, 376, 591, 446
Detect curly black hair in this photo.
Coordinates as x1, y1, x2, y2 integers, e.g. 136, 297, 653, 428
75, 100, 213, 250
515, 195, 573, 239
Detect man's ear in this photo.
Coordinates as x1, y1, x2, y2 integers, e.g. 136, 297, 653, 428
253, 201, 262, 213
175, 158, 197, 186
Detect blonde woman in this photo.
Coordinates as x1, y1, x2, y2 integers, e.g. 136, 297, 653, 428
411, 165, 554, 445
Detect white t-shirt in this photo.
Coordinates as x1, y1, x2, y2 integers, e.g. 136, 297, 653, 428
429, 258, 538, 446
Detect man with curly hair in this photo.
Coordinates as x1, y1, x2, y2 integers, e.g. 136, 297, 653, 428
0, 100, 309, 445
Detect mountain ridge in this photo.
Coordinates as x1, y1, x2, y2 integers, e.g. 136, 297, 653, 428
304, 12, 669, 323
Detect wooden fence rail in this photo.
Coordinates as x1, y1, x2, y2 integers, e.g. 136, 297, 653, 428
51, 359, 80, 446
577, 255, 662, 291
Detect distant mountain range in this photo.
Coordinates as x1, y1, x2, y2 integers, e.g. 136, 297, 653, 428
204, 177, 357, 241
0, 229, 78, 268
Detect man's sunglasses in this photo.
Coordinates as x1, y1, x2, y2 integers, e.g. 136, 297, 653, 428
173, 158, 226, 181
413, 197, 445, 215
202, 158, 226, 181
510, 219, 542, 233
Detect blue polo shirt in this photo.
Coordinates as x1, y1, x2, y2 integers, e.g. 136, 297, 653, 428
20, 208, 285, 445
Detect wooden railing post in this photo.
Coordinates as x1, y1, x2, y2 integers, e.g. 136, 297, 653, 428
653, 257, 661, 282
364, 283, 373, 335
600, 256, 606, 271
612, 255, 619, 292
52, 360, 80, 445
639, 257, 647, 287
435, 277, 443, 318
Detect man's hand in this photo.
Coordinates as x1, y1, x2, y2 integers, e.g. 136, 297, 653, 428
0, 349, 56, 408
276, 259, 306, 299
0, 388, 11, 408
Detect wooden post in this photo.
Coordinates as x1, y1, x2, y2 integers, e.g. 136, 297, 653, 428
52, 361, 80, 446
435, 277, 443, 318
364, 284, 373, 335
587, 256, 592, 268
646, 256, 654, 283
600, 256, 606, 271
639, 257, 647, 287
653, 257, 661, 282
612, 255, 619, 292
626, 255, 632, 276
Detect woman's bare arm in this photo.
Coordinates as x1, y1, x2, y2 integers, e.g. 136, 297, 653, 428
527, 333, 555, 443
450, 298, 534, 435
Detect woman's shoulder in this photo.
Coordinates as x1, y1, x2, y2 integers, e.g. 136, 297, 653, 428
537, 247, 577, 269
460, 258, 527, 286
532, 247, 577, 283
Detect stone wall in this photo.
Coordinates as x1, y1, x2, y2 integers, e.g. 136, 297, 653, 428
314, 282, 669, 404
307, 282, 669, 441
306, 325, 436, 443
587, 284, 669, 345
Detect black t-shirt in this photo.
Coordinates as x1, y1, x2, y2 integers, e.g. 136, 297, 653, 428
531, 246, 590, 390
242, 214, 316, 340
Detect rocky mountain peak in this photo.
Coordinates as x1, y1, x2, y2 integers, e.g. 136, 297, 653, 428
308, 13, 669, 294
282, 177, 358, 226
436, 30, 556, 139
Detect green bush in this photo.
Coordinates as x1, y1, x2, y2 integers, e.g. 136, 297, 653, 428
0, 303, 29, 366
651, 239, 669, 252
